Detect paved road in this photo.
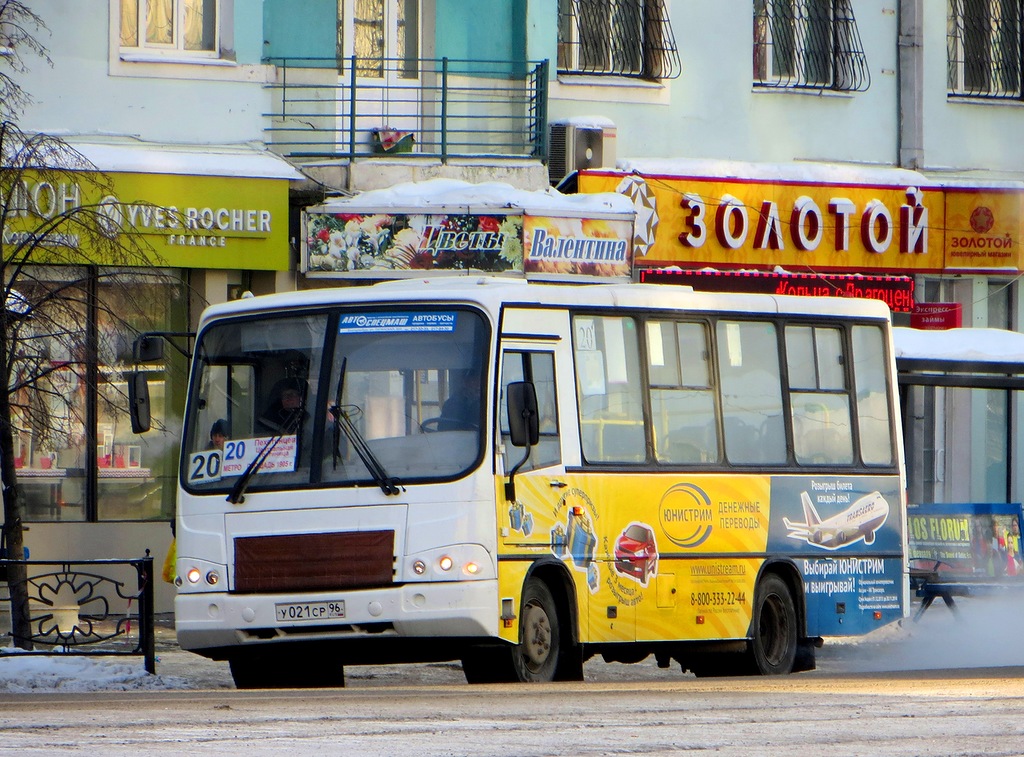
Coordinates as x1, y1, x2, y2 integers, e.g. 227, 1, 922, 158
2, 597, 1023, 755
2, 667, 1023, 756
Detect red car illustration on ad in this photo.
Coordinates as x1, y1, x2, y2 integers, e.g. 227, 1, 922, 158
614, 522, 659, 586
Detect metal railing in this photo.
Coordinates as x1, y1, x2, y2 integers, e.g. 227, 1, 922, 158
264, 56, 549, 161
0, 554, 156, 674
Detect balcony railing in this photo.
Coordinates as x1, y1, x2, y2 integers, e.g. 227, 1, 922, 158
264, 57, 549, 162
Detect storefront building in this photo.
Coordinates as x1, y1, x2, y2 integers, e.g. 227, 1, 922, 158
579, 163, 1024, 510
4, 143, 300, 612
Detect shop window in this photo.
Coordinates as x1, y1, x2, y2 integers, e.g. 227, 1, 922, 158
14, 268, 186, 523
557, 0, 681, 80
119, 0, 220, 57
96, 275, 186, 521
948, 0, 1023, 98
753, 0, 870, 92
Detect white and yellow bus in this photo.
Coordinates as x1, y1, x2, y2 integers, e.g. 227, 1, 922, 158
170, 277, 907, 687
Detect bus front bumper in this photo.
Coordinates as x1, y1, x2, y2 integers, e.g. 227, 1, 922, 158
175, 579, 499, 653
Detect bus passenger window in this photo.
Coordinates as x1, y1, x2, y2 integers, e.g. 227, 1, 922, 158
575, 315, 645, 464
786, 325, 853, 465
646, 320, 719, 464
717, 321, 786, 465
852, 325, 894, 466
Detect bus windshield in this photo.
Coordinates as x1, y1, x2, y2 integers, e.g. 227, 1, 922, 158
182, 307, 489, 493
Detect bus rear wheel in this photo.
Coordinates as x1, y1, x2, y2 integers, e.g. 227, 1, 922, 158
512, 579, 560, 682
749, 573, 798, 675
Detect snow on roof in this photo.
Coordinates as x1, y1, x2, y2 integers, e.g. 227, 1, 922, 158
614, 157, 931, 188
924, 176, 1024, 191
894, 327, 1024, 364
64, 140, 305, 180
549, 115, 617, 130
313, 178, 635, 216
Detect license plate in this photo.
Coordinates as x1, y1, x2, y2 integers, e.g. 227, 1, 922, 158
275, 600, 346, 622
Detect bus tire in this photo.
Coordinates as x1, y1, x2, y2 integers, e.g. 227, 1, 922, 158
228, 647, 345, 689
512, 578, 560, 683
750, 573, 798, 675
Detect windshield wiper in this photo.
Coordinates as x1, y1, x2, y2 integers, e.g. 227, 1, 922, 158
330, 402, 403, 496
331, 358, 347, 471
226, 410, 301, 504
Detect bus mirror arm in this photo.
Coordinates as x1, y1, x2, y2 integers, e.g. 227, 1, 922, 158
504, 381, 540, 502
504, 445, 530, 503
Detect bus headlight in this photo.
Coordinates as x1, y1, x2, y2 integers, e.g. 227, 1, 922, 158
177, 559, 228, 593
406, 544, 494, 581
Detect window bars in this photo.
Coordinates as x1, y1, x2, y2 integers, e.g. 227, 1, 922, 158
753, 0, 871, 92
557, 0, 682, 80
948, 0, 1023, 98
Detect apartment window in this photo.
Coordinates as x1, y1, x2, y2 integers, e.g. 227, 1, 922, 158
557, 0, 681, 80
948, 0, 1023, 98
338, 0, 419, 79
120, 0, 218, 56
753, 0, 870, 91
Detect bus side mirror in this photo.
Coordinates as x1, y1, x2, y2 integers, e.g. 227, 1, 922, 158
127, 371, 152, 433
506, 381, 539, 447
504, 381, 538, 503
133, 334, 165, 363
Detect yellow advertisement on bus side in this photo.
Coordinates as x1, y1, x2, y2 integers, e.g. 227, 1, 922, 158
497, 471, 903, 645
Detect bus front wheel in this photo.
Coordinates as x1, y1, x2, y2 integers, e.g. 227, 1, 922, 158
512, 579, 560, 682
750, 573, 798, 675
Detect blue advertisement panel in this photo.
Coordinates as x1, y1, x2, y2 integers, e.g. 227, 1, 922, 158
769, 475, 904, 636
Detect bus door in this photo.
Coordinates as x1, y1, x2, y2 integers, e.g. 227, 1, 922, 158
495, 307, 622, 647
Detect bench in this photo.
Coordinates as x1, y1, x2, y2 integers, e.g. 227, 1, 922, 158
910, 558, 1024, 621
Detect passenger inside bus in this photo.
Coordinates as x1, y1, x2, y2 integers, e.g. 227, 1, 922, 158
257, 377, 309, 434
209, 419, 229, 450
437, 369, 481, 431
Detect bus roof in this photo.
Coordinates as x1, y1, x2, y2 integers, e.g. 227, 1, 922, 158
199, 276, 892, 328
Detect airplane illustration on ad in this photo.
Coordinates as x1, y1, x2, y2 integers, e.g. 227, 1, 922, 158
784, 491, 890, 550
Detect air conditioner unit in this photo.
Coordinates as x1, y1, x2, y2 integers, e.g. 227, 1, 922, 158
548, 124, 616, 185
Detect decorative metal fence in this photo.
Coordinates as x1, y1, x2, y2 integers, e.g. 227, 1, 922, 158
0, 554, 155, 674
264, 56, 549, 161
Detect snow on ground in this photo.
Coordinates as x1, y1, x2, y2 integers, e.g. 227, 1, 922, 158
0, 649, 192, 692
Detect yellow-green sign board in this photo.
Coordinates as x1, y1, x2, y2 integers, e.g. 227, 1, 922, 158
2, 171, 291, 270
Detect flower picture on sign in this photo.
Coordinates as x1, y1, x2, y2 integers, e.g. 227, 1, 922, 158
304, 212, 523, 274
523, 215, 633, 278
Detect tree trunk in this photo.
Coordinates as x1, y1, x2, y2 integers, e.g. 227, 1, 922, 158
1, 480, 32, 650
0, 353, 33, 650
